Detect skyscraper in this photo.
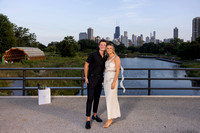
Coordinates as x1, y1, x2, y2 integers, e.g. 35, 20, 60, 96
153, 31, 156, 39
134, 35, 137, 46
137, 36, 142, 46
123, 31, 128, 47
106, 37, 110, 41
114, 26, 120, 39
120, 35, 124, 43
192, 17, 200, 41
132, 34, 136, 45
174, 27, 178, 39
146, 36, 150, 43
153, 31, 156, 43
150, 32, 155, 43
79, 32, 87, 40
87, 27, 94, 40
132, 34, 135, 42
124, 31, 128, 37
95, 36, 101, 43
113, 39, 120, 45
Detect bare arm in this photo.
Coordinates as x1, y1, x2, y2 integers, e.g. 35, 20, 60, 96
111, 56, 121, 89
84, 62, 89, 84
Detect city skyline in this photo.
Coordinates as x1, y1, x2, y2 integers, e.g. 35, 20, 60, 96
79, 26, 182, 46
1, 0, 200, 46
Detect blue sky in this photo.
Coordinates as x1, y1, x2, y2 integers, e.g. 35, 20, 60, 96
0, 0, 200, 45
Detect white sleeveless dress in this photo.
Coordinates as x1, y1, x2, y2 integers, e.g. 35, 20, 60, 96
104, 56, 121, 119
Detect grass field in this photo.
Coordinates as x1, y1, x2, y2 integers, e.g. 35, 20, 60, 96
0, 52, 88, 96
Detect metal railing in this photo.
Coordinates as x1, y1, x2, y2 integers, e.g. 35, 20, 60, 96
0, 67, 200, 96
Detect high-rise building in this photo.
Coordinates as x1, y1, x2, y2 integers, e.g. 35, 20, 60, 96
136, 34, 144, 46
134, 35, 137, 46
113, 39, 120, 45
132, 34, 137, 45
156, 39, 160, 44
123, 31, 128, 47
79, 32, 87, 40
120, 35, 124, 43
146, 36, 150, 43
141, 34, 143, 42
106, 37, 110, 41
124, 31, 128, 37
132, 34, 135, 42
174, 27, 178, 39
128, 39, 132, 47
192, 17, 200, 41
95, 36, 101, 43
153, 31, 156, 43
87, 27, 94, 40
164, 38, 173, 43
153, 31, 156, 39
137, 36, 142, 46
114, 26, 120, 39
150, 32, 155, 43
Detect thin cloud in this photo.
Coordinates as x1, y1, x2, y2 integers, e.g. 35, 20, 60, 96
124, 5, 140, 9
121, 0, 148, 8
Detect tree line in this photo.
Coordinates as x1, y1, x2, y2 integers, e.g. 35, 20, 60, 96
1, 13, 200, 60
136, 37, 200, 60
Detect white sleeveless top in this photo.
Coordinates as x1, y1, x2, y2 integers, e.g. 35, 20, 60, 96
105, 55, 126, 93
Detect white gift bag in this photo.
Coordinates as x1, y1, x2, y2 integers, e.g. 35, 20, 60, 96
38, 87, 51, 105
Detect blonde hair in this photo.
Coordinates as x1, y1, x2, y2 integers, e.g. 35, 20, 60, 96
106, 43, 116, 55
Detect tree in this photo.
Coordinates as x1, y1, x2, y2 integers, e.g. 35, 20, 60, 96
170, 38, 183, 46
48, 41, 58, 47
194, 36, 200, 43
35, 42, 47, 51
127, 46, 138, 53
165, 43, 177, 55
47, 41, 58, 53
78, 39, 98, 51
139, 43, 158, 54
177, 42, 200, 60
0, 14, 16, 54
115, 43, 128, 54
13, 24, 37, 47
57, 36, 79, 57
47, 45, 56, 53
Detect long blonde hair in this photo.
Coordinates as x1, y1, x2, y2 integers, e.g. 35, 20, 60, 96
106, 43, 116, 56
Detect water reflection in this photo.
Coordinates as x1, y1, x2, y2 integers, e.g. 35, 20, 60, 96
79, 57, 200, 95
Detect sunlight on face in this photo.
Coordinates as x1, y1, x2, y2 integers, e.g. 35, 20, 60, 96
106, 45, 113, 54
99, 42, 106, 51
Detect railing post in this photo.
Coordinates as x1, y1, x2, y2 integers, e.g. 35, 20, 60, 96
81, 70, 84, 96
23, 70, 26, 96
148, 69, 151, 95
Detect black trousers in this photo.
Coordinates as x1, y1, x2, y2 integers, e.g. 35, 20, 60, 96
86, 75, 103, 117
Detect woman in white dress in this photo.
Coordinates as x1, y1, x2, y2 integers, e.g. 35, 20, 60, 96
103, 43, 125, 128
